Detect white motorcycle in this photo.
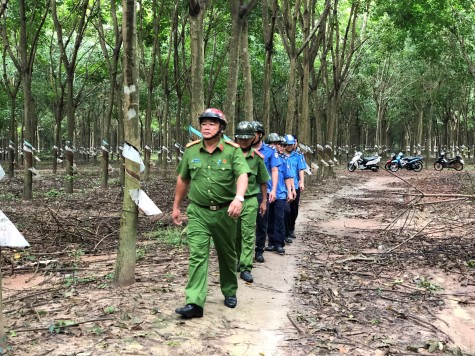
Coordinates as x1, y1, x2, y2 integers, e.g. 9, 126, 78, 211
348, 152, 381, 172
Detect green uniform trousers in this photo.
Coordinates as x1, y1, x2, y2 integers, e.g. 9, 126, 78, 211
185, 203, 238, 308
236, 197, 259, 272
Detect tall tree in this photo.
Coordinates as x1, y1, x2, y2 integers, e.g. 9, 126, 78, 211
261, 0, 277, 133
96, 0, 122, 188
189, 0, 206, 125
1, 0, 48, 199
1, 45, 21, 179
224, 0, 258, 131
51, 0, 94, 193
114, 0, 140, 287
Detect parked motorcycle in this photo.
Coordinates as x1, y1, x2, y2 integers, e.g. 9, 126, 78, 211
389, 152, 423, 172
384, 153, 397, 170
348, 152, 381, 172
433, 153, 464, 171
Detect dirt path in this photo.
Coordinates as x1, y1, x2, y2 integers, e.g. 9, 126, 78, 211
2, 168, 475, 355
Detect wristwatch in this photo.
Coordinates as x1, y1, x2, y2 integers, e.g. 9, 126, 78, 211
235, 195, 245, 202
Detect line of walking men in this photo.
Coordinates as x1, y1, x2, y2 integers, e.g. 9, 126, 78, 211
172, 108, 307, 318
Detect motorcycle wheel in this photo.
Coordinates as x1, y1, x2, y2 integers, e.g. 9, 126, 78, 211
371, 166, 379, 172
384, 162, 391, 170
389, 163, 399, 172
434, 162, 443, 171
413, 162, 423, 172
453, 162, 463, 171
348, 163, 356, 172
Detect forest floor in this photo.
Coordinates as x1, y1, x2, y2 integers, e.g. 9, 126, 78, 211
0, 160, 474, 355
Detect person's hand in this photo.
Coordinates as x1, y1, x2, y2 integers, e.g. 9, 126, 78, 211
299, 181, 305, 191
259, 201, 267, 216
228, 199, 242, 218
172, 208, 182, 225
287, 191, 294, 202
268, 190, 276, 203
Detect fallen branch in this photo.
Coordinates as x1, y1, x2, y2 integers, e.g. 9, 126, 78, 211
384, 218, 434, 254
287, 312, 304, 334
14, 317, 115, 333
400, 193, 475, 198
413, 198, 468, 206
334, 255, 377, 264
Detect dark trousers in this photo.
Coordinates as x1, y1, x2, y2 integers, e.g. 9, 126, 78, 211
267, 199, 286, 247
255, 193, 269, 255
284, 201, 291, 237
289, 189, 301, 233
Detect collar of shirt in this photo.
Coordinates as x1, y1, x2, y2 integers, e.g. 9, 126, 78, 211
198, 137, 225, 153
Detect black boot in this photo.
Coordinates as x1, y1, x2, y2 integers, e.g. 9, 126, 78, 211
175, 304, 203, 318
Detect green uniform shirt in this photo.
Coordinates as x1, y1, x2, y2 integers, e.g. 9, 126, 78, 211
177, 137, 251, 206
244, 148, 270, 197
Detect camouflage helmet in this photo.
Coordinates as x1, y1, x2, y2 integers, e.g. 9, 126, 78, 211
199, 108, 227, 128
234, 121, 255, 139
251, 121, 265, 135
266, 132, 281, 143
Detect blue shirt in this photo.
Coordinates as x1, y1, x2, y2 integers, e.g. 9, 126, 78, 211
275, 154, 294, 200
257, 142, 281, 193
285, 151, 307, 189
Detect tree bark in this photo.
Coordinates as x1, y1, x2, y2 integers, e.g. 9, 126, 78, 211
240, 18, 253, 122
97, 0, 122, 188
189, 0, 206, 126
224, 0, 259, 131
261, 0, 277, 133
115, 0, 140, 288
51, 0, 91, 194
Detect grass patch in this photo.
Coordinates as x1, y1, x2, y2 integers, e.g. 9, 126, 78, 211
152, 227, 188, 247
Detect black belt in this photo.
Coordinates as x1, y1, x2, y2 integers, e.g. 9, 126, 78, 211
193, 201, 232, 211
245, 194, 258, 199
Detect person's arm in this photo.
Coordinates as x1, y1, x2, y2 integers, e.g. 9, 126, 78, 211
298, 169, 305, 191
259, 182, 268, 216
285, 178, 294, 202
172, 175, 190, 225
228, 173, 248, 218
269, 167, 278, 203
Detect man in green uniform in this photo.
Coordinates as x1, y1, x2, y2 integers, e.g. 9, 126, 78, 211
234, 122, 270, 283
172, 108, 250, 318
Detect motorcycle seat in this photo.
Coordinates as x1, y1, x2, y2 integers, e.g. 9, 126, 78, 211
363, 156, 379, 161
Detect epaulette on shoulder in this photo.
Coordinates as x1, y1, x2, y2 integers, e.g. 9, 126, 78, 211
225, 140, 240, 148
186, 139, 201, 148
254, 150, 264, 159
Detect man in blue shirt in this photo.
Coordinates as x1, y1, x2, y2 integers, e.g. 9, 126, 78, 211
264, 133, 294, 254
250, 122, 280, 262
283, 134, 307, 240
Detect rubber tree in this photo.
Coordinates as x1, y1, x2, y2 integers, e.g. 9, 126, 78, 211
0, 0, 48, 199
0, 46, 21, 179
261, 0, 277, 133
96, 0, 123, 188
51, 0, 94, 194
114, 0, 140, 287
189, 0, 206, 126
223, 0, 259, 131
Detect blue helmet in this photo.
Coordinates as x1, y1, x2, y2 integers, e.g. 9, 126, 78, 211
284, 134, 296, 145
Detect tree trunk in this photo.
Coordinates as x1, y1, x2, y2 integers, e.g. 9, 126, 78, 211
224, 0, 259, 131
51, 0, 90, 194
224, 1, 243, 131
115, 0, 140, 288
240, 18, 253, 122
261, 0, 277, 133
22, 73, 34, 200
8, 99, 16, 179
189, 0, 206, 125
